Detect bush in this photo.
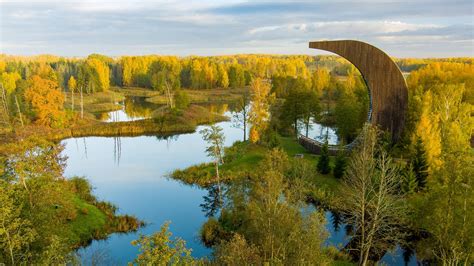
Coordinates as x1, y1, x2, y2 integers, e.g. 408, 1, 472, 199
200, 218, 227, 247
174, 90, 190, 110
80, 207, 89, 215
69, 177, 96, 203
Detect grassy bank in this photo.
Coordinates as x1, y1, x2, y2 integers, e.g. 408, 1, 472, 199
65, 179, 144, 248
1, 104, 228, 145
146, 87, 249, 104
111, 86, 161, 97
109, 86, 249, 104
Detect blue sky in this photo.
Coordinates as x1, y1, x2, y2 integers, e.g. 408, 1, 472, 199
0, 0, 473, 57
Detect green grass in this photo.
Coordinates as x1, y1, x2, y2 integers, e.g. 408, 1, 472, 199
64, 90, 125, 114
111, 86, 161, 97
221, 143, 267, 172
65, 197, 107, 246
279, 136, 342, 196
147, 87, 249, 104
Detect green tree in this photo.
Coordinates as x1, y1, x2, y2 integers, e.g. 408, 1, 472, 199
333, 149, 347, 179
0, 181, 37, 265
131, 222, 194, 265
214, 234, 261, 265
200, 125, 225, 196
280, 77, 319, 137
341, 125, 407, 266
228, 64, 245, 89
401, 165, 418, 195
173, 89, 190, 110
317, 141, 331, 174
411, 137, 429, 190
149, 58, 182, 109
334, 90, 365, 143
415, 153, 473, 264
230, 149, 329, 264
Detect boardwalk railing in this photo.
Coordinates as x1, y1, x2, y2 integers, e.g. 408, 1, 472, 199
298, 135, 340, 156
298, 134, 363, 155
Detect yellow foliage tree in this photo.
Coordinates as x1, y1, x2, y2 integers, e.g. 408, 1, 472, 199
25, 75, 65, 127
86, 58, 110, 91
217, 64, 229, 89
412, 91, 442, 172
0, 72, 21, 94
311, 68, 330, 94
0, 61, 6, 73
67, 76, 77, 111
249, 78, 272, 143
67, 76, 77, 92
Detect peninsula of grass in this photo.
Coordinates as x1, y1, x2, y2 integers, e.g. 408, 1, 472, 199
171, 135, 342, 209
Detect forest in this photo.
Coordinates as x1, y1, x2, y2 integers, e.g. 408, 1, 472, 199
0, 53, 473, 265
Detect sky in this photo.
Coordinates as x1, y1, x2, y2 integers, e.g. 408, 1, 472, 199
0, 0, 473, 58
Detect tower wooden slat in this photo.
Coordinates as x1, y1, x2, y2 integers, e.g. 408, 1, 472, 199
309, 40, 408, 142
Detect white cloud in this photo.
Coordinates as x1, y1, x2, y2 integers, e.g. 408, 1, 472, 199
248, 21, 440, 36
0, 0, 472, 57
156, 13, 236, 25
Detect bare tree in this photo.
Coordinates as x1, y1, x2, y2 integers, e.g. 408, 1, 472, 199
341, 125, 406, 266
14, 95, 24, 126
232, 92, 250, 141
164, 80, 175, 109
80, 86, 84, 119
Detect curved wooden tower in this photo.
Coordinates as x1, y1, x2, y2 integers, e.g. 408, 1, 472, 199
309, 40, 408, 142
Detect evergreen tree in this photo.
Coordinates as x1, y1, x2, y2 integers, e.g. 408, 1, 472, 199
333, 149, 347, 179
401, 165, 418, 195
412, 137, 429, 189
317, 141, 331, 174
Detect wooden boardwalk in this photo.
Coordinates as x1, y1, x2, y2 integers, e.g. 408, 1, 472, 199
298, 135, 340, 156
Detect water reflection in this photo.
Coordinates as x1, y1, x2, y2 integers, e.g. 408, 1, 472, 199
200, 184, 223, 218
96, 96, 162, 122
323, 209, 419, 265
297, 119, 339, 145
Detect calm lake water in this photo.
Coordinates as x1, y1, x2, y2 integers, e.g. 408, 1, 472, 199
62, 98, 416, 265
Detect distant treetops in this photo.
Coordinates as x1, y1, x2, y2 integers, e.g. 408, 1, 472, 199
0, 53, 472, 132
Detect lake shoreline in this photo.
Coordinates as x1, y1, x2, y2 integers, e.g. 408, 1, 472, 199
0, 104, 229, 146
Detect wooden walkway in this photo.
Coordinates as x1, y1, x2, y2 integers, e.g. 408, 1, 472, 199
298, 134, 363, 155
298, 135, 340, 156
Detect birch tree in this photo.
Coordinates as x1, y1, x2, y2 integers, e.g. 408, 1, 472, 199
341, 125, 406, 265
232, 92, 250, 142
200, 125, 225, 197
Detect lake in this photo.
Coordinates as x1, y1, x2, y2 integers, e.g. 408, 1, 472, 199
62, 97, 415, 265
